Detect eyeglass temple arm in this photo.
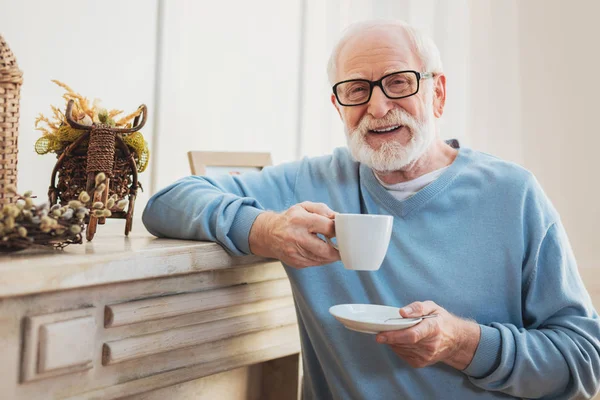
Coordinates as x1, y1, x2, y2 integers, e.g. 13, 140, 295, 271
421, 72, 434, 79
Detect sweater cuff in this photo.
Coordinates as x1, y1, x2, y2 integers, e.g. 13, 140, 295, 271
462, 325, 502, 378
228, 206, 265, 255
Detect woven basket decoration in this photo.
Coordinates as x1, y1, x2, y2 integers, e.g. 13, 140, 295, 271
48, 100, 147, 240
0, 35, 23, 206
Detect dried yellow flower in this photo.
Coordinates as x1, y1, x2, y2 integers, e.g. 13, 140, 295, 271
41, 216, 53, 226
78, 191, 91, 203
5, 217, 15, 230
68, 200, 83, 209
116, 199, 128, 210
5, 205, 20, 218
95, 173, 106, 186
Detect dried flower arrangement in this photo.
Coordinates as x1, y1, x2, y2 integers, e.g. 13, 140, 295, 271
34, 80, 149, 173
33, 81, 148, 240
0, 173, 126, 252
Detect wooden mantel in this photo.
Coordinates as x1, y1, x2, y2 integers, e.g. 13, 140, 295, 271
0, 220, 301, 400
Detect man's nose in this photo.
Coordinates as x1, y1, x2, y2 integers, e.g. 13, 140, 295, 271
367, 86, 394, 119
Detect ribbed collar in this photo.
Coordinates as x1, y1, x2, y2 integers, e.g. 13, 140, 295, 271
360, 147, 473, 218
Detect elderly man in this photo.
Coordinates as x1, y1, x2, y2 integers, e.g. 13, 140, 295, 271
143, 20, 600, 399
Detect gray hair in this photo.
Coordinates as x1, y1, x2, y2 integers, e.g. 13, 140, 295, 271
327, 20, 444, 85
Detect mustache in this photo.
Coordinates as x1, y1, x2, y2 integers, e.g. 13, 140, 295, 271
353, 108, 420, 136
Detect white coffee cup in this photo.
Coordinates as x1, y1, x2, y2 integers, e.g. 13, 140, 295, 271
328, 213, 393, 271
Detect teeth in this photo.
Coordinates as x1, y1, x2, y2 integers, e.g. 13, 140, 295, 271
372, 125, 400, 133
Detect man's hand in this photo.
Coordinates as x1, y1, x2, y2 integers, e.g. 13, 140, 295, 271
249, 202, 340, 268
376, 301, 481, 370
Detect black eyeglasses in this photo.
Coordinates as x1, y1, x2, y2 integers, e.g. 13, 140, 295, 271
332, 70, 434, 107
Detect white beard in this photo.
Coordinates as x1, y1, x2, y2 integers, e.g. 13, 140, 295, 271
344, 94, 436, 172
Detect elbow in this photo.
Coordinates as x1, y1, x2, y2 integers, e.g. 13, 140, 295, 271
585, 351, 600, 399
583, 336, 600, 398
141, 176, 194, 237
141, 196, 164, 238
568, 344, 600, 399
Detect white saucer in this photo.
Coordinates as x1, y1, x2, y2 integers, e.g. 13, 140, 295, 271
329, 304, 422, 334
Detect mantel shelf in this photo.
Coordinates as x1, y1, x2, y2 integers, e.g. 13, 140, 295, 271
0, 219, 271, 298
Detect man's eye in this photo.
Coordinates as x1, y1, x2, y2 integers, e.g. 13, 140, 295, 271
350, 86, 366, 93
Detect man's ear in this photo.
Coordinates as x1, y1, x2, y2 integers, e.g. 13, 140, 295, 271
433, 74, 446, 118
331, 93, 343, 120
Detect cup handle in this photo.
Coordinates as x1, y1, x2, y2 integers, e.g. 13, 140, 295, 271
326, 236, 338, 250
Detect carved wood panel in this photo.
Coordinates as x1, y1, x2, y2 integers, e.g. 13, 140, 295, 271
6, 262, 301, 399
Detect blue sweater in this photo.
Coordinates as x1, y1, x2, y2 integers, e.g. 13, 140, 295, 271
142, 147, 600, 399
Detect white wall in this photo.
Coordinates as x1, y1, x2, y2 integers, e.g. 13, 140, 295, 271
517, 0, 600, 274
465, 0, 600, 275
152, 0, 303, 192
468, 0, 524, 165
1, 0, 158, 206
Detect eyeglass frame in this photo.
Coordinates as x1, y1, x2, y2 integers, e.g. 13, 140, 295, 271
332, 70, 435, 107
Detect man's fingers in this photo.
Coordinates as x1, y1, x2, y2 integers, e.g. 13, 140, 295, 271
276, 202, 340, 268
306, 213, 336, 237
390, 344, 422, 358
377, 319, 437, 345
289, 243, 339, 269
400, 301, 440, 318
299, 201, 336, 218
300, 235, 340, 263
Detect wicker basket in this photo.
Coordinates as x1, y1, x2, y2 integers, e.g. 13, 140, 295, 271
48, 100, 147, 240
0, 35, 23, 206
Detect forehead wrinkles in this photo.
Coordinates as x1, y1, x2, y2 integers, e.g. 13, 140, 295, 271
332, 26, 422, 78
338, 44, 416, 80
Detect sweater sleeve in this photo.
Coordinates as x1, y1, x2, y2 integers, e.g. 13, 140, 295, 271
141, 160, 300, 256
463, 220, 600, 399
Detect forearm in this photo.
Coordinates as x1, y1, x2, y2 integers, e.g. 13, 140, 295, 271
142, 176, 267, 255
248, 211, 278, 257
445, 319, 480, 371
143, 161, 299, 253
463, 322, 600, 399
463, 221, 600, 398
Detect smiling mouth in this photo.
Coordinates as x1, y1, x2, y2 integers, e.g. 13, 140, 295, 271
369, 125, 402, 134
